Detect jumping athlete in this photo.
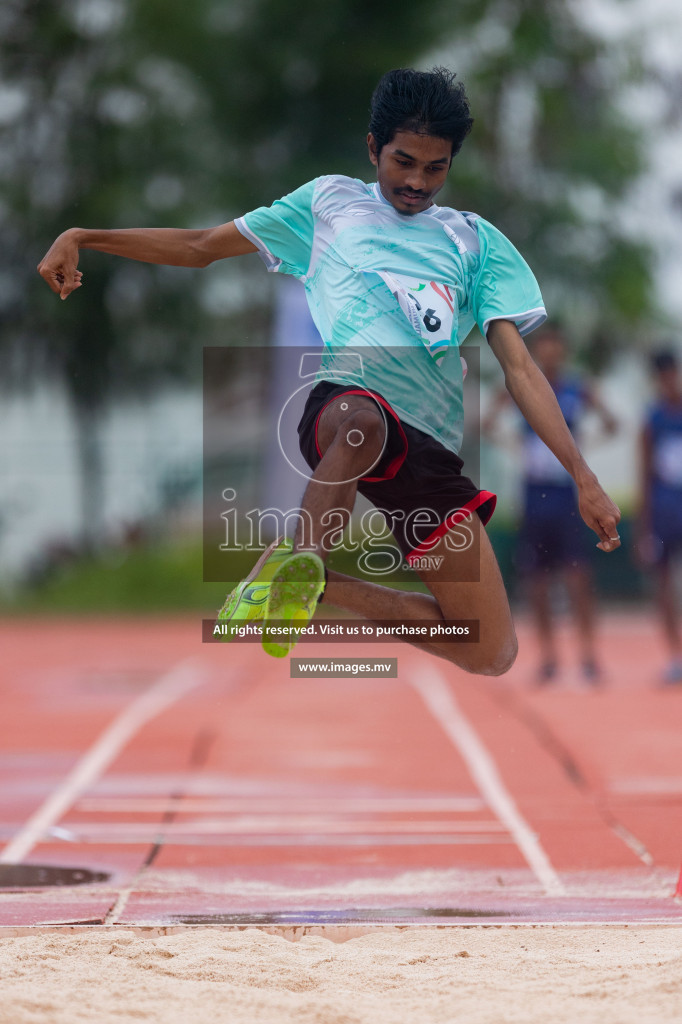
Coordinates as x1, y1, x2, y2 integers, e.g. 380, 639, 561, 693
37, 67, 621, 675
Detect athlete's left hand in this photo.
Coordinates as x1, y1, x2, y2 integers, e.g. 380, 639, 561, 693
577, 474, 621, 552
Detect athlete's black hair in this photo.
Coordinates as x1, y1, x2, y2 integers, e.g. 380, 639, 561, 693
369, 67, 473, 157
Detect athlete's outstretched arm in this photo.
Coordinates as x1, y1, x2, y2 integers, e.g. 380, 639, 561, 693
487, 317, 621, 552
37, 222, 257, 300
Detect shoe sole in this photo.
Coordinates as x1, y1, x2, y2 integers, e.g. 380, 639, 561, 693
217, 536, 285, 628
262, 552, 325, 658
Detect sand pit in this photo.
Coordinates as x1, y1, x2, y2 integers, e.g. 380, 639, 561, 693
0, 925, 680, 1023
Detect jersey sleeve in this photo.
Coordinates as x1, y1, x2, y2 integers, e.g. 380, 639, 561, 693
470, 218, 546, 338
235, 179, 317, 279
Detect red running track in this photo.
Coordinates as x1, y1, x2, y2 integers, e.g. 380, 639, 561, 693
0, 612, 680, 934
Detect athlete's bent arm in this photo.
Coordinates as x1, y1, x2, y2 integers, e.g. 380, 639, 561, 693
37, 222, 257, 300
487, 317, 621, 552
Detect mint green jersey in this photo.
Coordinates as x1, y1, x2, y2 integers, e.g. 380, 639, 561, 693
236, 175, 545, 454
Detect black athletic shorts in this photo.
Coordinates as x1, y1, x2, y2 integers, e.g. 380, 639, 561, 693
297, 381, 497, 563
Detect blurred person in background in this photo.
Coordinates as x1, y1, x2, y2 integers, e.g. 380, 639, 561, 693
637, 349, 682, 685
484, 323, 618, 685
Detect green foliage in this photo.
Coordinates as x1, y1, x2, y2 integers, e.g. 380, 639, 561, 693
2, 0, 462, 402
3, 0, 657, 399
430, 0, 655, 339
0, 533, 425, 614
0, 537, 225, 614
0, 0, 659, 544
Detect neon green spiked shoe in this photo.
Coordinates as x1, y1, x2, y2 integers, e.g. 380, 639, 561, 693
216, 537, 293, 640
262, 551, 326, 658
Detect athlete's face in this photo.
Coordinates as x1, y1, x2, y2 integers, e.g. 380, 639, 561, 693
368, 130, 452, 216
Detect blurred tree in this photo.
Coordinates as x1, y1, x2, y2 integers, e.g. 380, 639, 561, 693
0, 0, 657, 542
0, 0, 453, 544
426, 0, 656, 361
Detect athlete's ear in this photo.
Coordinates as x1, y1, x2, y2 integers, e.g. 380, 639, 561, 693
367, 133, 379, 167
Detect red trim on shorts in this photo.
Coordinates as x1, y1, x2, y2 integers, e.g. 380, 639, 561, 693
313, 388, 408, 483
406, 489, 497, 565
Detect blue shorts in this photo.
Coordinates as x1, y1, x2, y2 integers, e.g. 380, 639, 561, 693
516, 483, 590, 573
651, 486, 682, 564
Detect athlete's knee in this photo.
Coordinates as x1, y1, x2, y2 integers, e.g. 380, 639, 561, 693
443, 632, 518, 676
478, 634, 518, 676
333, 408, 385, 459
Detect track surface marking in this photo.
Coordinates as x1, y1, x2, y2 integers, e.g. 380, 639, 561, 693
409, 666, 565, 896
0, 658, 205, 865
0, 613, 680, 927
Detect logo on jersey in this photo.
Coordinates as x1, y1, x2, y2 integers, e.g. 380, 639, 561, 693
376, 271, 456, 364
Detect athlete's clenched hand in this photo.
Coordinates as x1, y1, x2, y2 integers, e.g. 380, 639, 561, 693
37, 229, 83, 300
577, 473, 621, 553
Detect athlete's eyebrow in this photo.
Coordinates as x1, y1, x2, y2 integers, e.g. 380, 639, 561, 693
393, 148, 450, 165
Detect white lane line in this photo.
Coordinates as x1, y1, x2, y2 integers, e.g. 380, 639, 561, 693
409, 666, 567, 897
51, 833, 513, 848
75, 796, 486, 814
0, 657, 205, 865
47, 818, 509, 837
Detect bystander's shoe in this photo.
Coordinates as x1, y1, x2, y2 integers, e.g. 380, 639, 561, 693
582, 658, 603, 686
536, 660, 558, 687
